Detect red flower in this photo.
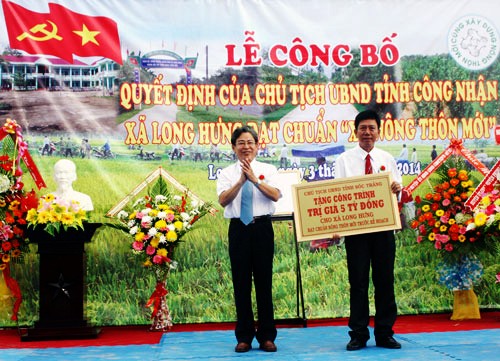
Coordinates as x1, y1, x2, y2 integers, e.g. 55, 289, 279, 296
447, 168, 457, 178
2, 241, 12, 252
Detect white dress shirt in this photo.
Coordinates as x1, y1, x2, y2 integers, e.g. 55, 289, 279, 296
335, 145, 402, 186
217, 159, 280, 218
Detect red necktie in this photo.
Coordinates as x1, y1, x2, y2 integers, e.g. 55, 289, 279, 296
365, 154, 373, 174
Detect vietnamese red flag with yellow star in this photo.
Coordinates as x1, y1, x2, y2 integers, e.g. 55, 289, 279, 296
2, 0, 122, 64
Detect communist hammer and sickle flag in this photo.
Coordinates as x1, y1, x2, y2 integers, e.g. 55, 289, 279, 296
2, 0, 122, 64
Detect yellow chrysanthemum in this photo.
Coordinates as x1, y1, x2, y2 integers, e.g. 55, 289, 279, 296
150, 238, 160, 248
135, 231, 145, 241
157, 248, 168, 257
44, 194, 55, 202
2, 254, 10, 263
174, 221, 183, 230
166, 230, 178, 242
74, 209, 87, 222
435, 221, 441, 228
428, 233, 435, 241
435, 209, 444, 217
143, 259, 152, 267
480, 196, 491, 207
129, 211, 137, 220
440, 225, 447, 232
149, 209, 158, 217
51, 203, 66, 215
49, 211, 61, 223
448, 219, 456, 225
155, 219, 167, 230
37, 211, 51, 224
422, 205, 430, 212
458, 235, 466, 242
26, 208, 38, 223
8, 200, 20, 211
474, 212, 487, 227
158, 204, 169, 211
61, 212, 75, 226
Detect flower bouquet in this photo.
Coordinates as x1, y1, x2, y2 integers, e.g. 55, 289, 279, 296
115, 176, 212, 331
411, 161, 480, 262
0, 119, 38, 321
466, 185, 500, 245
26, 194, 88, 236
410, 157, 495, 319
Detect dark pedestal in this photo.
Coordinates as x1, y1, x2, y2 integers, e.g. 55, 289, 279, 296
21, 223, 101, 341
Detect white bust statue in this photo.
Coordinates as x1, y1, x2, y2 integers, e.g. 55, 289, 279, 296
52, 159, 94, 211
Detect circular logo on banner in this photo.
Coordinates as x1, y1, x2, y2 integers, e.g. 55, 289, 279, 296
448, 15, 499, 71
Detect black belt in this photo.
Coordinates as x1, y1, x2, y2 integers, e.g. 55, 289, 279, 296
231, 215, 271, 224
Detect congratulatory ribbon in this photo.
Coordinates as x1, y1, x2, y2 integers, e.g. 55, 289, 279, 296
146, 281, 168, 318
0, 119, 46, 189
403, 138, 490, 199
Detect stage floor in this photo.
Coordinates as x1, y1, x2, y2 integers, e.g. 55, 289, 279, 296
1, 322, 499, 361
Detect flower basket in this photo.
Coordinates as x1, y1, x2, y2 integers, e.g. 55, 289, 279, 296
410, 157, 497, 319
114, 176, 212, 331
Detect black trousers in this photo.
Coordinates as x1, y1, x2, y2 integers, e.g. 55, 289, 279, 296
345, 230, 397, 341
228, 218, 277, 344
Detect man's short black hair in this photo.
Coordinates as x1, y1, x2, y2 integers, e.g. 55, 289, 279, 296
231, 125, 258, 145
354, 109, 381, 129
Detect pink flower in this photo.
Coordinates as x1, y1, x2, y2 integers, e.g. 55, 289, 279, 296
496, 272, 500, 284
435, 234, 449, 243
153, 254, 165, 264
146, 245, 156, 255
485, 204, 496, 215
434, 241, 442, 250
132, 241, 144, 251
442, 199, 451, 207
417, 235, 422, 243
166, 213, 175, 222
440, 215, 449, 224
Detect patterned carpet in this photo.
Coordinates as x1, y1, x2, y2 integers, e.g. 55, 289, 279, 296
1, 312, 499, 361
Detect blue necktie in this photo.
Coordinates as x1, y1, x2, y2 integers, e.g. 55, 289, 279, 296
240, 180, 253, 225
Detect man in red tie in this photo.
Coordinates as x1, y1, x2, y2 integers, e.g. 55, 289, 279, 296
333, 109, 403, 351
217, 126, 281, 353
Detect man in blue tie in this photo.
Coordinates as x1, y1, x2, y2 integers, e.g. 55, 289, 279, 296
217, 126, 281, 353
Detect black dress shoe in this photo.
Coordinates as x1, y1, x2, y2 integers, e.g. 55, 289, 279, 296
346, 338, 367, 351
259, 340, 277, 352
376, 336, 401, 349
235, 342, 251, 353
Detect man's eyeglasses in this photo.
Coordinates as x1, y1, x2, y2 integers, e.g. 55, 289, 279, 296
236, 140, 256, 147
